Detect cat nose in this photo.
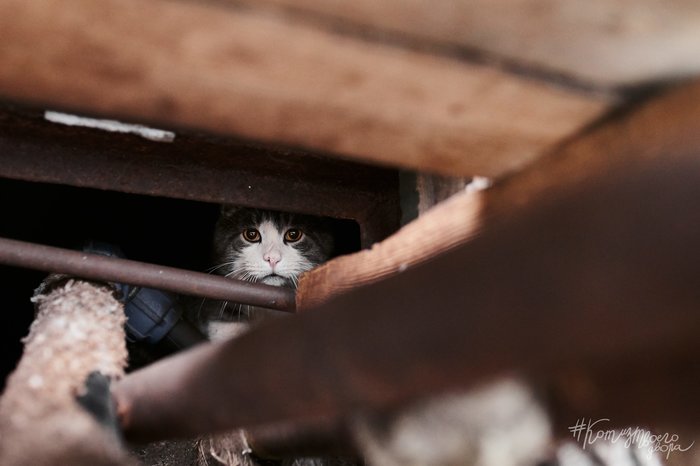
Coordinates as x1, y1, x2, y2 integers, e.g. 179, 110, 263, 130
264, 252, 281, 268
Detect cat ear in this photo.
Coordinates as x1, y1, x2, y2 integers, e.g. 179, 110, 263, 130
220, 204, 241, 219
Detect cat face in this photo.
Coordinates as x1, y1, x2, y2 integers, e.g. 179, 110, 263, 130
213, 207, 334, 288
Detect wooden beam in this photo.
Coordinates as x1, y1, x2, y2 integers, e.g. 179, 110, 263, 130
239, 0, 700, 87
486, 78, 700, 215
297, 78, 700, 309
297, 187, 485, 309
114, 155, 700, 441
0, 0, 607, 178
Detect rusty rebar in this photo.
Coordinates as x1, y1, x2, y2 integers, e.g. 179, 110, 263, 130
112, 158, 700, 444
0, 237, 295, 311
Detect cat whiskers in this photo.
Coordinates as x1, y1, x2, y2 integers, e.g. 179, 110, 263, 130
206, 261, 237, 275
196, 261, 239, 322
217, 300, 228, 320
286, 264, 314, 290
222, 270, 260, 322
225, 270, 259, 283
289, 274, 299, 289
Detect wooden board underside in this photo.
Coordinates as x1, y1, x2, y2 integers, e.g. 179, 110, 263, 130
297, 79, 700, 309
0, 0, 606, 178
236, 0, 700, 87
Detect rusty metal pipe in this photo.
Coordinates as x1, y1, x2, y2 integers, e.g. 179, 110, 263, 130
112, 158, 700, 443
0, 237, 295, 311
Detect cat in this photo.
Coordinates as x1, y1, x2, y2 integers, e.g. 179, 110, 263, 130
187, 207, 357, 466
192, 205, 334, 341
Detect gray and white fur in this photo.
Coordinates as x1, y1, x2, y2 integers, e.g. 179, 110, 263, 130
190, 207, 351, 466
193, 206, 334, 340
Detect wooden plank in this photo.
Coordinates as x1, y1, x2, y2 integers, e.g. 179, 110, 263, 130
115, 154, 700, 441
0, 0, 606, 178
485, 78, 700, 216
297, 78, 700, 309
240, 0, 700, 87
297, 187, 485, 309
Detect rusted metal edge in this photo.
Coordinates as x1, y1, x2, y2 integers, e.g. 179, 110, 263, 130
0, 99, 400, 248
0, 237, 295, 312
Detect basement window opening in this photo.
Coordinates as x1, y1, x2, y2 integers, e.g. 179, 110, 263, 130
0, 178, 362, 385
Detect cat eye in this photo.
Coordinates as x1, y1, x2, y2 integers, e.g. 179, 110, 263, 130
242, 228, 261, 242
284, 228, 303, 242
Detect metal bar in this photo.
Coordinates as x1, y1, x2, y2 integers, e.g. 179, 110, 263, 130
0, 237, 295, 312
112, 157, 700, 443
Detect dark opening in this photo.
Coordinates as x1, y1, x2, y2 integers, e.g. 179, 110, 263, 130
0, 178, 361, 389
